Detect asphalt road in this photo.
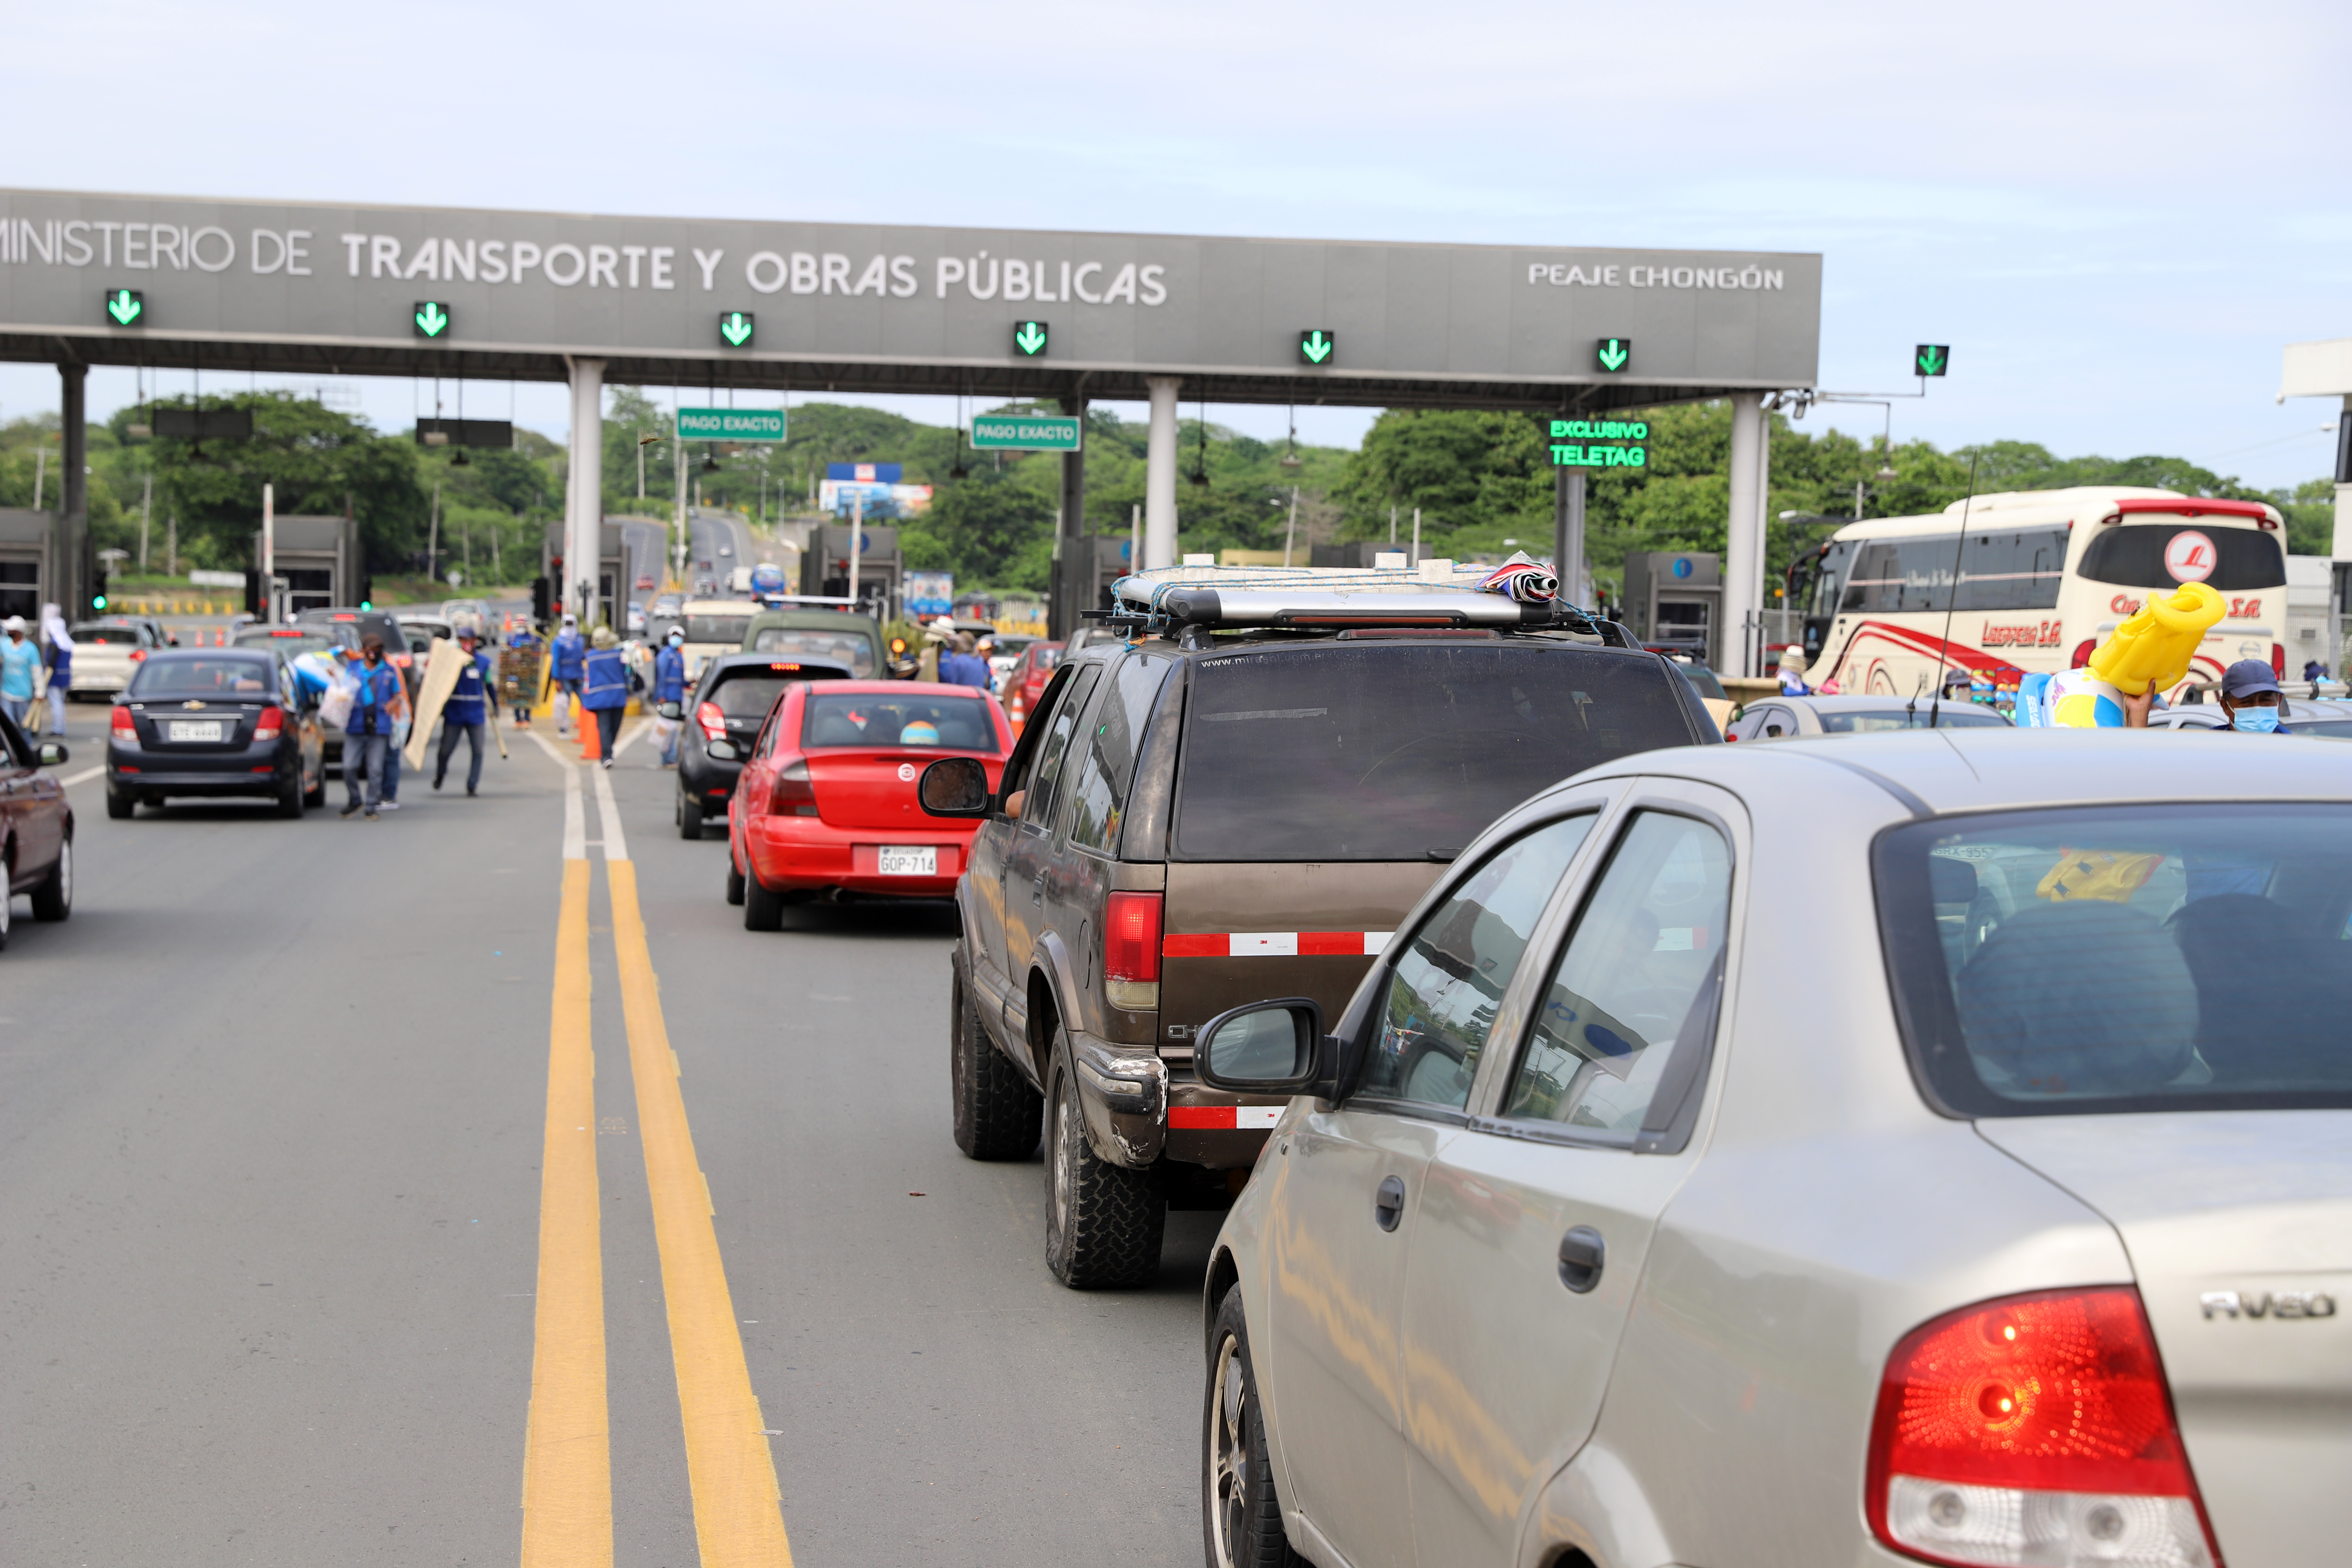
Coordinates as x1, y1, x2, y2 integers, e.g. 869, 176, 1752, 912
1, 714, 1216, 1566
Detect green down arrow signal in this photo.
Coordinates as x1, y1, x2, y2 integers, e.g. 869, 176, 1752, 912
1300, 329, 1334, 365
105, 289, 142, 326
1014, 321, 1048, 355
1596, 338, 1630, 372
414, 301, 449, 338
720, 312, 753, 347
1915, 344, 1949, 377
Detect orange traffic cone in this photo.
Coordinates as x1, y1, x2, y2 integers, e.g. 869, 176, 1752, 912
578, 698, 600, 762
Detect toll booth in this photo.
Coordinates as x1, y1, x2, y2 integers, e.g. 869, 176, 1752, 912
1622, 551, 1721, 667
597, 523, 626, 625
0, 509, 63, 625
803, 525, 901, 618
1076, 534, 1137, 615
247, 515, 365, 619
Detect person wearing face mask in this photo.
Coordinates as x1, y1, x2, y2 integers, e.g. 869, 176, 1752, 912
2121, 659, 2290, 733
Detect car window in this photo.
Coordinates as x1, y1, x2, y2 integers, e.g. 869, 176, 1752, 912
1502, 812, 1732, 1133
75, 624, 144, 645
1358, 815, 1599, 1112
1878, 804, 2352, 1114
1064, 656, 1171, 855
129, 657, 277, 696
802, 691, 998, 751
1815, 705, 2008, 732
2076, 524, 2282, 593
750, 625, 875, 677
708, 675, 797, 721
0, 707, 31, 767
1020, 665, 1101, 834
1173, 643, 1694, 863
1756, 706, 1791, 739
688, 614, 754, 643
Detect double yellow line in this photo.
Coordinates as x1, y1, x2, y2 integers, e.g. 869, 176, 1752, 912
520, 760, 794, 1567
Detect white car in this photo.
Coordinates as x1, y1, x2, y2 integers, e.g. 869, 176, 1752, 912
1195, 729, 2348, 1568
66, 619, 161, 698
1727, 691, 2012, 740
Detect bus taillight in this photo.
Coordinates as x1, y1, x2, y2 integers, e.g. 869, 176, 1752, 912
2070, 639, 2096, 669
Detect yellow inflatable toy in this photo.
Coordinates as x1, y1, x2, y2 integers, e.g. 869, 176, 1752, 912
2043, 582, 2226, 728
2087, 581, 2226, 695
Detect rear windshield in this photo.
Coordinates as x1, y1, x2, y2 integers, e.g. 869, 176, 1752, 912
1671, 662, 1726, 701
2077, 522, 2283, 591
688, 614, 754, 643
802, 691, 998, 752
130, 657, 277, 696
75, 625, 143, 645
750, 625, 874, 676
705, 665, 848, 719
1878, 805, 2352, 1114
1173, 643, 1696, 862
2290, 716, 2352, 740
234, 629, 335, 654
1817, 706, 2009, 732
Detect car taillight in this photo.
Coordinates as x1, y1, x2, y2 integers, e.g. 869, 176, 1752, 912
697, 701, 728, 741
111, 705, 135, 737
2070, 640, 2096, 670
767, 758, 818, 816
1104, 891, 1163, 1012
2271, 643, 2285, 679
129, 648, 147, 662
253, 707, 283, 742
1866, 1288, 2220, 1568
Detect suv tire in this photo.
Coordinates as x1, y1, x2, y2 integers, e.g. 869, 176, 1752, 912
1043, 1037, 1165, 1289
743, 867, 786, 931
1204, 1285, 1305, 1568
105, 788, 135, 821
951, 972, 1041, 1160
31, 835, 71, 922
677, 788, 704, 841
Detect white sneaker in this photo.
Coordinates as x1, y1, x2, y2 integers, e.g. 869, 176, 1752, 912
380, 800, 401, 811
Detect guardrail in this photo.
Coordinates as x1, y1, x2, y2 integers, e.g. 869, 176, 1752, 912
107, 595, 237, 616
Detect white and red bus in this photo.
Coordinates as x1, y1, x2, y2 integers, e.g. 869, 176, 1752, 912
1793, 487, 2288, 701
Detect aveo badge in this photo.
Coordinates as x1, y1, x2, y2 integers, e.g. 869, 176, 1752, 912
897, 763, 917, 782
2200, 1289, 2337, 1320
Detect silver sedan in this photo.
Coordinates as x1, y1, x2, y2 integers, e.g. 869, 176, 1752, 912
1194, 729, 2349, 1568
1727, 691, 2012, 740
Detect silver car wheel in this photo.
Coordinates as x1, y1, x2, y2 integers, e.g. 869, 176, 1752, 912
1208, 1331, 1250, 1568
54, 838, 70, 908
1051, 1078, 1075, 1227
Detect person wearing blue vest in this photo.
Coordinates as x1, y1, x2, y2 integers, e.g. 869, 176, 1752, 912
338, 635, 407, 819
652, 626, 687, 768
550, 613, 586, 736
580, 625, 632, 769
433, 626, 496, 796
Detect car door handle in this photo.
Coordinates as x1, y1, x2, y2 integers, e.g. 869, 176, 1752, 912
1557, 1225, 1605, 1293
1374, 1174, 1406, 1232
1032, 870, 1046, 903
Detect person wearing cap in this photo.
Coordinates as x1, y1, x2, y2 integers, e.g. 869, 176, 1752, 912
340, 635, 405, 819
1776, 647, 1811, 697
917, 616, 953, 684
0, 616, 37, 726
550, 612, 586, 736
433, 626, 496, 796
937, 632, 992, 692
652, 626, 688, 768
37, 603, 71, 734
580, 625, 631, 768
2122, 659, 2291, 732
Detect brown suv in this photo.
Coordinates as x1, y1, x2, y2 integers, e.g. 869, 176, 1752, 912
919, 596, 1714, 1287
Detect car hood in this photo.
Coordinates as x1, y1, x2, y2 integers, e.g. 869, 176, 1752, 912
1976, 1111, 2352, 1568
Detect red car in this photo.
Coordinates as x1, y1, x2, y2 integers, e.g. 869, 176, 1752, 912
1001, 639, 1063, 734
728, 680, 1011, 927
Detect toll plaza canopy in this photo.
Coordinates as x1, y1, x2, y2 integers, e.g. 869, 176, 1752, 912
0, 188, 1820, 412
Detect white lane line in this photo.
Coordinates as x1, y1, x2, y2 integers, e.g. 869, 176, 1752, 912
611, 718, 647, 759
58, 766, 104, 787
589, 761, 629, 864
525, 726, 588, 862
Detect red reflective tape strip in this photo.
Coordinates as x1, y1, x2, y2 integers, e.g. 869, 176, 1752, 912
1297, 931, 1361, 956
1162, 933, 1226, 958
1168, 1106, 1235, 1129
1162, 931, 1393, 958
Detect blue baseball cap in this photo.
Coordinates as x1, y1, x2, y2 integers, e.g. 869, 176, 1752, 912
2220, 659, 2280, 699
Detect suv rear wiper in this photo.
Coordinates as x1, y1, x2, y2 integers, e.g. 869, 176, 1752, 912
1426, 847, 1458, 863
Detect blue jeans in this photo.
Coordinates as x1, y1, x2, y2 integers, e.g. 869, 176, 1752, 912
0, 695, 27, 727
344, 732, 389, 810
44, 686, 65, 733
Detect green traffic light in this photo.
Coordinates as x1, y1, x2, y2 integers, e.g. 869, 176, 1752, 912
1299, 329, 1334, 365
414, 301, 450, 338
719, 311, 755, 348
104, 288, 144, 326
1915, 344, 1949, 377
1013, 320, 1048, 357
92, 594, 108, 610
360, 601, 373, 611
1596, 337, 1631, 372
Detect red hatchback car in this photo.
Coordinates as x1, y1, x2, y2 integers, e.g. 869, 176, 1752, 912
729, 680, 1011, 927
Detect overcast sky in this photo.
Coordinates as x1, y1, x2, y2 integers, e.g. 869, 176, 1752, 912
3, 0, 2345, 488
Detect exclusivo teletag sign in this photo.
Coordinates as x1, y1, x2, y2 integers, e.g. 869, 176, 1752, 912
0, 190, 1822, 409
1548, 417, 1647, 469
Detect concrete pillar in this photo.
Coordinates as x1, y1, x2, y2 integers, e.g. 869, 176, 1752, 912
1724, 392, 1767, 676
1055, 394, 1088, 635
1552, 467, 1586, 607
1144, 377, 1180, 570
566, 358, 605, 624
2334, 397, 2352, 560
60, 361, 87, 614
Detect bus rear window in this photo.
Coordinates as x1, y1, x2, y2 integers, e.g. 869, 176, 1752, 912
2077, 523, 2283, 592
1173, 643, 1697, 863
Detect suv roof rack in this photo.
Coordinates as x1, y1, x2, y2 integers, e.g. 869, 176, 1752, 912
1101, 564, 1637, 645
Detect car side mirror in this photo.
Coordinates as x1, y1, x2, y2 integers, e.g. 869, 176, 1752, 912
918, 756, 990, 818
1194, 998, 1329, 1094
37, 741, 69, 767
707, 739, 739, 761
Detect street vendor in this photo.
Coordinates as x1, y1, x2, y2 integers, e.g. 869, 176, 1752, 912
1776, 647, 1811, 697
2123, 659, 2289, 732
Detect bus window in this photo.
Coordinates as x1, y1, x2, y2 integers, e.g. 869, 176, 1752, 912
1957, 529, 2068, 611
2078, 524, 2283, 592
1841, 530, 2071, 615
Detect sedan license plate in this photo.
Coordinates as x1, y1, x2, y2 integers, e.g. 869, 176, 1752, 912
167, 720, 226, 743
877, 845, 937, 877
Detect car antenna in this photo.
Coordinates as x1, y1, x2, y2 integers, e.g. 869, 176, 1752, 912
1928, 452, 1980, 730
